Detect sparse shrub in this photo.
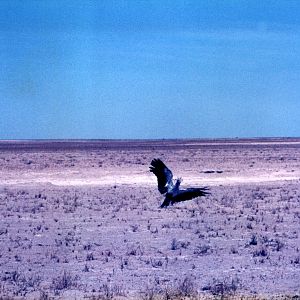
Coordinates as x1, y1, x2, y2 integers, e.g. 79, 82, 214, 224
230, 246, 238, 254
150, 258, 163, 268
176, 276, 196, 297
126, 244, 143, 256
253, 247, 268, 257
171, 238, 190, 250
141, 277, 197, 300
86, 253, 94, 261
249, 234, 257, 246
171, 238, 179, 250
252, 189, 267, 200
2, 271, 41, 296
274, 239, 284, 252
131, 224, 138, 232
141, 285, 158, 300
51, 271, 78, 295
261, 236, 284, 251
161, 223, 170, 229
120, 257, 128, 270
39, 291, 52, 300
244, 200, 254, 209
246, 223, 253, 229
203, 277, 240, 298
276, 214, 284, 223
83, 243, 92, 251
99, 284, 113, 300
83, 264, 89, 272
97, 283, 125, 300
194, 244, 211, 255
291, 256, 300, 265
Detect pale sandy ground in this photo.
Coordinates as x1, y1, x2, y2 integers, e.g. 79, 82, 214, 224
0, 139, 299, 299
2, 170, 300, 187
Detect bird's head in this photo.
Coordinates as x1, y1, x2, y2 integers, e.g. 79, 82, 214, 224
174, 177, 182, 188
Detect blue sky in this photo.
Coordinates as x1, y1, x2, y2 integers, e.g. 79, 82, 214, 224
1, 0, 300, 139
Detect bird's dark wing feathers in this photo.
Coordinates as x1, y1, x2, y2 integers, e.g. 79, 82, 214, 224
150, 158, 210, 207
149, 158, 173, 194
173, 187, 210, 202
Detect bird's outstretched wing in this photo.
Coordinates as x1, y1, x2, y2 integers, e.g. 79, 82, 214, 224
172, 187, 210, 203
149, 158, 174, 194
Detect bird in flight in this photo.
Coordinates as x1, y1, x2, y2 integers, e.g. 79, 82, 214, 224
150, 158, 210, 208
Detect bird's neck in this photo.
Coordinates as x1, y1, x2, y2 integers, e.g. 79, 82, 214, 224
174, 179, 181, 190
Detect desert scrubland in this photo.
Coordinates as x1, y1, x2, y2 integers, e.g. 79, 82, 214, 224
0, 139, 299, 299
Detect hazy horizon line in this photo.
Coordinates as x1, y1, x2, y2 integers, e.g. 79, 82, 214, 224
0, 136, 299, 142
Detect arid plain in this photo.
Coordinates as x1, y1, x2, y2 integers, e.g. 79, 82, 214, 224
0, 139, 299, 299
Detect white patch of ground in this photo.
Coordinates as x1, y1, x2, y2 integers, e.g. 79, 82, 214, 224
1, 171, 299, 187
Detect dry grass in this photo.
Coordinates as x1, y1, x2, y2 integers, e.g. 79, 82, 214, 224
0, 140, 299, 298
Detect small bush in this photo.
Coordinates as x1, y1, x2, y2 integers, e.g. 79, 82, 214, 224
203, 277, 240, 298
194, 244, 211, 255
253, 247, 268, 257
51, 271, 78, 295
97, 283, 125, 300
249, 234, 257, 246
171, 238, 190, 250
39, 291, 53, 300
176, 276, 196, 297
2, 271, 41, 296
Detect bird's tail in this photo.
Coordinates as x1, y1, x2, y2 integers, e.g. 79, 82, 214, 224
199, 186, 210, 196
